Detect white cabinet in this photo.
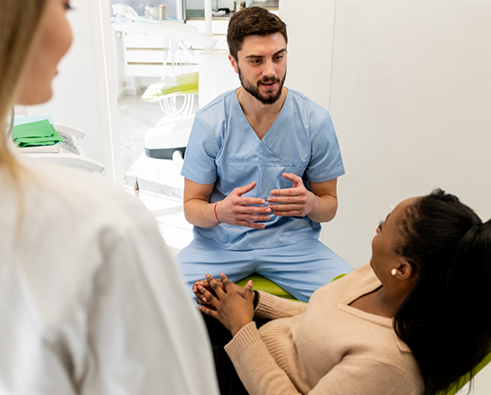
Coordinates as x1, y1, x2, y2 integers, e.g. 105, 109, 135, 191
186, 19, 230, 51
112, 20, 220, 95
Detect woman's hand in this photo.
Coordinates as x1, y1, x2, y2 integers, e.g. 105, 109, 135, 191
198, 274, 255, 336
193, 278, 218, 309
193, 277, 248, 309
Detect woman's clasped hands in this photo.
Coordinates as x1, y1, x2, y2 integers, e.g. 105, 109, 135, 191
195, 274, 255, 336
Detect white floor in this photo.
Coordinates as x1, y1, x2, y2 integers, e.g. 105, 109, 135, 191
124, 186, 192, 256
118, 95, 165, 177
118, 94, 193, 254
117, 93, 491, 395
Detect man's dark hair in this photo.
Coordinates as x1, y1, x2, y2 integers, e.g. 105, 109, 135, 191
227, 7, 287, 61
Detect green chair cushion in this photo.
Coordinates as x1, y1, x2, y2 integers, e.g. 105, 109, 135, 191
236, 274, 297, 300
236, 272, 347, 301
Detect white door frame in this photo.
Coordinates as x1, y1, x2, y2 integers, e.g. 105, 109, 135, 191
89, 0, 122, 183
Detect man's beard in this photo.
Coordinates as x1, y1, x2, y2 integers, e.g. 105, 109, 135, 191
238, 67, 286, 105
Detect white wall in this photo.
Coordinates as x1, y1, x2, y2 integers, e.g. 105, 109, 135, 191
279, 1, 336, 110
187, 0, 236, 10
26, 0, 122, 182
280, 3, 491, 391
281, 0, 491, 269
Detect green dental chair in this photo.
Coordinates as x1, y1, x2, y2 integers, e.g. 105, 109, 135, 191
142, 71, 199, 117
236, 273, 491, 395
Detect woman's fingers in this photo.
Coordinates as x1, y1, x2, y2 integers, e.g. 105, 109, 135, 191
198, 284, 219, 306
243, 279, 254, 302
222, 275, 254, 303
193, 279, 208, 294
206, 274, 226, 298
194, 281, 209, 304
221, 273, 232, 289
199, 304, 219, 319
195, 290, 214, 308
221, 273, 244, 295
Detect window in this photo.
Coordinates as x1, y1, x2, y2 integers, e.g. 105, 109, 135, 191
109, 0, 181, 20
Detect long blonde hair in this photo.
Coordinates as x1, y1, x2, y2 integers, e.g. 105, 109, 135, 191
0, 0, 50, 177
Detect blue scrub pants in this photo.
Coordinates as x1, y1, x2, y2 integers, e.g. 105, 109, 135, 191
175, 238, 352, 302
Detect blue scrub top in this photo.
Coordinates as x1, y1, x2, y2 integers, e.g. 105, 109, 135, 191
181, 88, 345, 250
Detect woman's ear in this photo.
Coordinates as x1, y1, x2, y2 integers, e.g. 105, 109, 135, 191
394, 259, 415, 280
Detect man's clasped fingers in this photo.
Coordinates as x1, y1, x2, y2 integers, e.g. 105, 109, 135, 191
229, 206, 271, 227
269, 203, 303, 211
269, 205, 305, 217
269, 187, 299, 197
238, 197, 267, 206
271, 210, 304, 217
235, 213, 270, 221
232, 204, 271, 215
268, 195, 306, 204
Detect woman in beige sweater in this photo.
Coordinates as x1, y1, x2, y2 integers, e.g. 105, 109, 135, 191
197, 189, 491, 395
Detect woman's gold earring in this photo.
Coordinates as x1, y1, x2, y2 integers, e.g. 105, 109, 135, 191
391, 269, 397, 276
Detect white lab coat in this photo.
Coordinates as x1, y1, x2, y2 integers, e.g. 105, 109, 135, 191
0, 156, 219, 395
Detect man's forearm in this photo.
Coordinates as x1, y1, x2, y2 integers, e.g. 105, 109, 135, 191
307, 193, 338, 223
184, 199, 219, 228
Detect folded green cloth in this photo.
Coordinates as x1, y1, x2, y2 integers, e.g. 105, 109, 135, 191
12, 119, 63, 147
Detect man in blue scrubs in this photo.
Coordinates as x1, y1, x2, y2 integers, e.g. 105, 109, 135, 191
176, 7, 351, 302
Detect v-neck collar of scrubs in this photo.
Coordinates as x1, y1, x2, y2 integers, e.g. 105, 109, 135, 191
232, 88, 292, 163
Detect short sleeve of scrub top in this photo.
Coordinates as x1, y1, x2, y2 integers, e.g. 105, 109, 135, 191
181, 114, 219, 185
179, 89, 345, 250
305, 113, 345, 183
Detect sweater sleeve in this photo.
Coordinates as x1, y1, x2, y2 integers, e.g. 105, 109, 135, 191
254, 292, 307, 320
225, 324, 421, 395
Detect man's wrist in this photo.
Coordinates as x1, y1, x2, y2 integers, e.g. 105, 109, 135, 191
214, 202, 221, 224
306, 190, 319, 217
308, 193, 336, 222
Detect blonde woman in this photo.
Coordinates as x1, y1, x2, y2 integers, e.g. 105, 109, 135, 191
0, 0, 218, 393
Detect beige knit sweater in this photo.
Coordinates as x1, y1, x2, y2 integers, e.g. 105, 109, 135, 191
225, 263, 424, 395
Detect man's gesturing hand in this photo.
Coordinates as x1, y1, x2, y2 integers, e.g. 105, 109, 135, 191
267, 173, 317, 217
216, 181, 271, 229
